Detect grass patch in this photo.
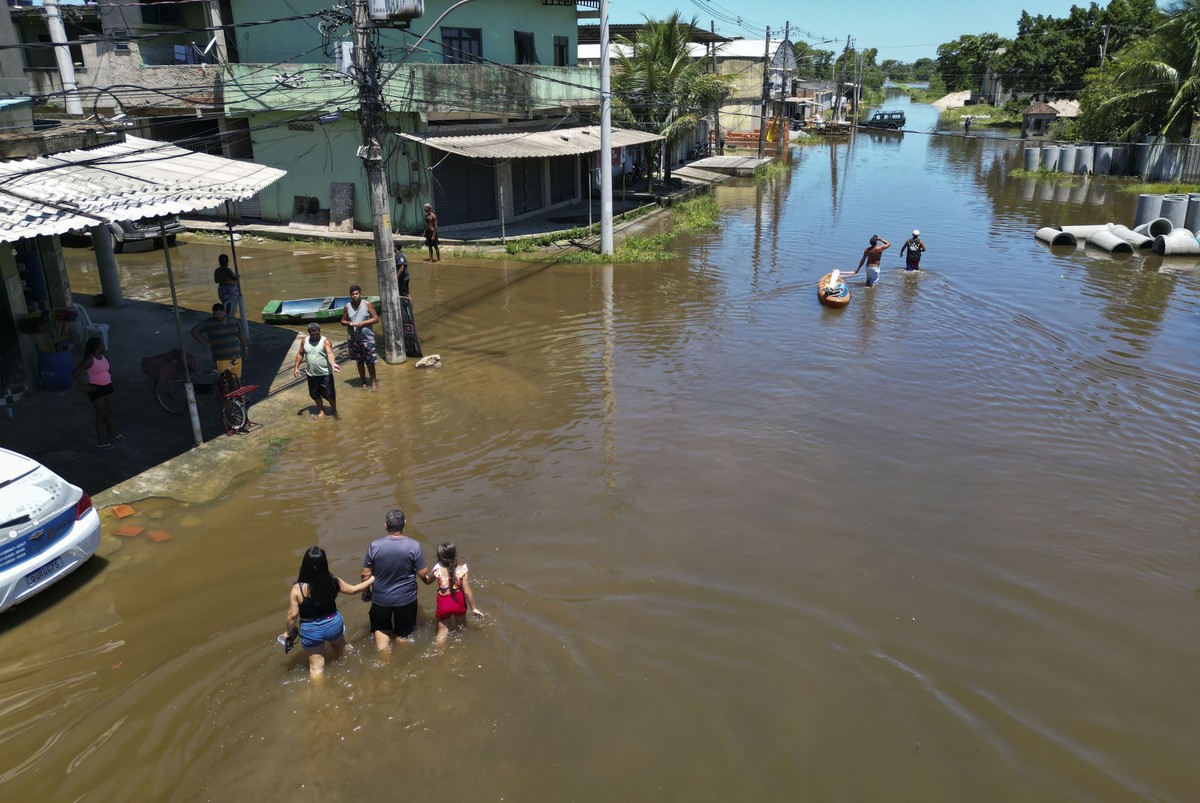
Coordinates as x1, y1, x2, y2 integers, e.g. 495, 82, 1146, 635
1010, 167, 1084, 186
753, 160, 790, 182
264, 435, 290, 469
940, 104, 1021, 128
1118, 181, 1200, 194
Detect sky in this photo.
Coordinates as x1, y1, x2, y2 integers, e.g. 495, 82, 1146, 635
613, 0, 1115, 61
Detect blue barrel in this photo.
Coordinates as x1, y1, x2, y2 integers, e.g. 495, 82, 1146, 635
38, 349, 74, 391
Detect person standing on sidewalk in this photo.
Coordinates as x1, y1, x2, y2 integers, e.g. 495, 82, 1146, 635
361, 509, 433, 652
423, 203, 440, 262
72, 337, 120, 448
191, 303, 248, 379
292, 322, 340, 419
340, 285, 379, 391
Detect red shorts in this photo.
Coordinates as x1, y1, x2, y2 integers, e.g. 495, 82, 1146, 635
435, 591, 468, 621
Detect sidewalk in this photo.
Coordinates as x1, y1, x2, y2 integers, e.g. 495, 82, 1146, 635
4, 171, 732, 509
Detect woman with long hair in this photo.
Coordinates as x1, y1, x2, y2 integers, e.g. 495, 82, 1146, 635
284, 546, 373, 678
71, 336, 119, 448
431, 542, 483, 641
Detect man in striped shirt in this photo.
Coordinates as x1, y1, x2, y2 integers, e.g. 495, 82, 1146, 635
191, 303, 248, 378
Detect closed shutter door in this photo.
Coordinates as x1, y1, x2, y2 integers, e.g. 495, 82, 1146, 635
433, 154, 496, 226
511, 158, 544, 215
239, 194, 262, 219
548, 156, 575, 205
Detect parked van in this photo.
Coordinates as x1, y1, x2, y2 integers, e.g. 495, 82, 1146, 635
863, 111, 907, 130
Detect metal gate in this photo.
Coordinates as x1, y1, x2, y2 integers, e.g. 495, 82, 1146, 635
511, 158, 544, 215
432, 153, 497, 226
548, 155, 575, 205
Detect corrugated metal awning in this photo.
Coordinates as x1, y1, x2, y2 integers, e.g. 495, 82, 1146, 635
0, 135, 286, 243
395, 125, 664, 160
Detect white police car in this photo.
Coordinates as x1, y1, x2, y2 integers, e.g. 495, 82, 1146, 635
0, 448, 101, 614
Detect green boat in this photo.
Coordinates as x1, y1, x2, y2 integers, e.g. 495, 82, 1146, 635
261, 295, 381, 325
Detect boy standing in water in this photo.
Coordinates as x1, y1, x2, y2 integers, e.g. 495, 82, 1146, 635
846, 234, 890, 288
900, 229, 926, 271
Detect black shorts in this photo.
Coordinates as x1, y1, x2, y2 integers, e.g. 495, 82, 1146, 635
369, 601, 418, 637
87, 383, 114, 401
306, 374, 335, 401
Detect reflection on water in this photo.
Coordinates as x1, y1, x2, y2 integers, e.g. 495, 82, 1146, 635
5, 102, 1200, 801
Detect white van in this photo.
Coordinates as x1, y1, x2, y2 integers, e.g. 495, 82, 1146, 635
0, 448, 101, 614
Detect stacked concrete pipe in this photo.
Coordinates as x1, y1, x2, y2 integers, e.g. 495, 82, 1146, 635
1094, 145, 1113, 175
1075, 145, 1094, 174
1133, 218, 1173, 237
1152, 228, 1200, 256
1086, 228, 1135, 253
1135, 194, 1163, 226
1035, 227, 1077, 246
1058, 146, 1077, 174
1159, 194, 1188, 228
1023, 148, 1041, 171
1106, 224, 1154, 250
1041, 146, 1059, 171
1185, 193, 1200, 232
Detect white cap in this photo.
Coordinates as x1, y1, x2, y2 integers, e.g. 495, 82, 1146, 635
912, 229, 920, 236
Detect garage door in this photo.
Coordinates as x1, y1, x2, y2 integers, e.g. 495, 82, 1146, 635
432, 154, 496, 226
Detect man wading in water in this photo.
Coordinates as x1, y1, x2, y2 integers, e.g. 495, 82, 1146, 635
845, 234, 890, 288
293, 322, 341, 418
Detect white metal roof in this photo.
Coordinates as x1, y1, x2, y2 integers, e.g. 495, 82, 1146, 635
396, 125, 664, 159
0, 135, 286, 243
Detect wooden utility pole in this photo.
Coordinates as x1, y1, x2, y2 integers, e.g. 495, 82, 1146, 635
757, 28, 772, 158
353, 0, 405, 362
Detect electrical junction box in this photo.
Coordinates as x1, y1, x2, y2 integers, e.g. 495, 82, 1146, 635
368, 0, 424, 22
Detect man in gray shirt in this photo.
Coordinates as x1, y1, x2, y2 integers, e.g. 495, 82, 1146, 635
362, 509, 431, 651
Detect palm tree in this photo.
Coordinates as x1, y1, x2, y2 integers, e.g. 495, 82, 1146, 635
1101, 0, 1200, 140
611, 13, 731, 184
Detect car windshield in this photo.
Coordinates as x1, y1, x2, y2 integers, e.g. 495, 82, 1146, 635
0, 465, 66, 527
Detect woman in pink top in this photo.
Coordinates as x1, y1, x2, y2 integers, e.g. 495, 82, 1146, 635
72, 337, 120, 448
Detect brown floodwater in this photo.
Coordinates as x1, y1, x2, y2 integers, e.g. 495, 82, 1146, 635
3, 99, 1200, 801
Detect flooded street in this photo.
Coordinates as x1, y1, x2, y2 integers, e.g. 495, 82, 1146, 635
4, 99, 1200, 801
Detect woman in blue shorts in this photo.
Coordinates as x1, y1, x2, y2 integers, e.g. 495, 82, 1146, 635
284, 546, 373, 679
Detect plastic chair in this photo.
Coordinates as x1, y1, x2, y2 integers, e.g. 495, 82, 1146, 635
73, 303, 110, 351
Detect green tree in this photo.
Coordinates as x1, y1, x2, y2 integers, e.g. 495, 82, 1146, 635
936, 33, 1010, 92
794, 43, 834, 79
1097, 0, 1200, 140
612, 13, 732, 182
992, 1, 1157, 98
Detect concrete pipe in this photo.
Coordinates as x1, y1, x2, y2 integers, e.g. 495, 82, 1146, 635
1184, 193, 1200, 232
1094, 145, 1113, 176
1087, 229, 1135, 253
1035, 227, 1077, 246
1152, 229, 1200, 256
1111, 145, 1130, 176
1074, 145, 1094, 175
1107, 224, 1154, 250
1056, 224, 1109, 238
1023, 147, 1041, 171
1040, 146, 1059, 171
1159, 194, 1188, 228
1058, 146, 1077, 174
1133, 217, 1173, 237
1135, 194, 1163, 226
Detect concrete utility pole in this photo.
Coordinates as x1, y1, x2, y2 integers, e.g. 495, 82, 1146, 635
353, 0, 404, 363
44, 0, 82, 115
599, 0, 613, 256
1100, 24, 1110, 66
834, 35, 850, 121
776, 22, 790, 158
757, 28, 771, 158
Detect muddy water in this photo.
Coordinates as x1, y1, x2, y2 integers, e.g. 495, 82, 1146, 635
4, 100, 1200, 801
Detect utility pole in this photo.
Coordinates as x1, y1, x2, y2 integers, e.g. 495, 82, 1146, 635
353, 0, 404, 363
757, 27, 771, 158
776, 22, 789, 158
599, 0, 613, 256
1099, 24, 1110, 66
834, 35, 850, 121
44, 0, 82, 115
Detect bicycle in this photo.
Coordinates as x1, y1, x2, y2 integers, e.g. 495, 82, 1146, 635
141, 349, 259, 435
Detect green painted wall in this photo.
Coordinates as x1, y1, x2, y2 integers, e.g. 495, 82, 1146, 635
248, 111, 430, 231
232, 0, 577, 67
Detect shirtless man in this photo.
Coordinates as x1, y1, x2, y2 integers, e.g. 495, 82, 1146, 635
847, 234, 890, 288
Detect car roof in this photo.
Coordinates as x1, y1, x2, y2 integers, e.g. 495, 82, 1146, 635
0, 447, 38, 485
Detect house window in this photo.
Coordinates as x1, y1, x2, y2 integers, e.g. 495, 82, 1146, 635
441, 27, 482, 64
553, 35, 568, 67
514, 31, 538, 65
141, 1, 186, 27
